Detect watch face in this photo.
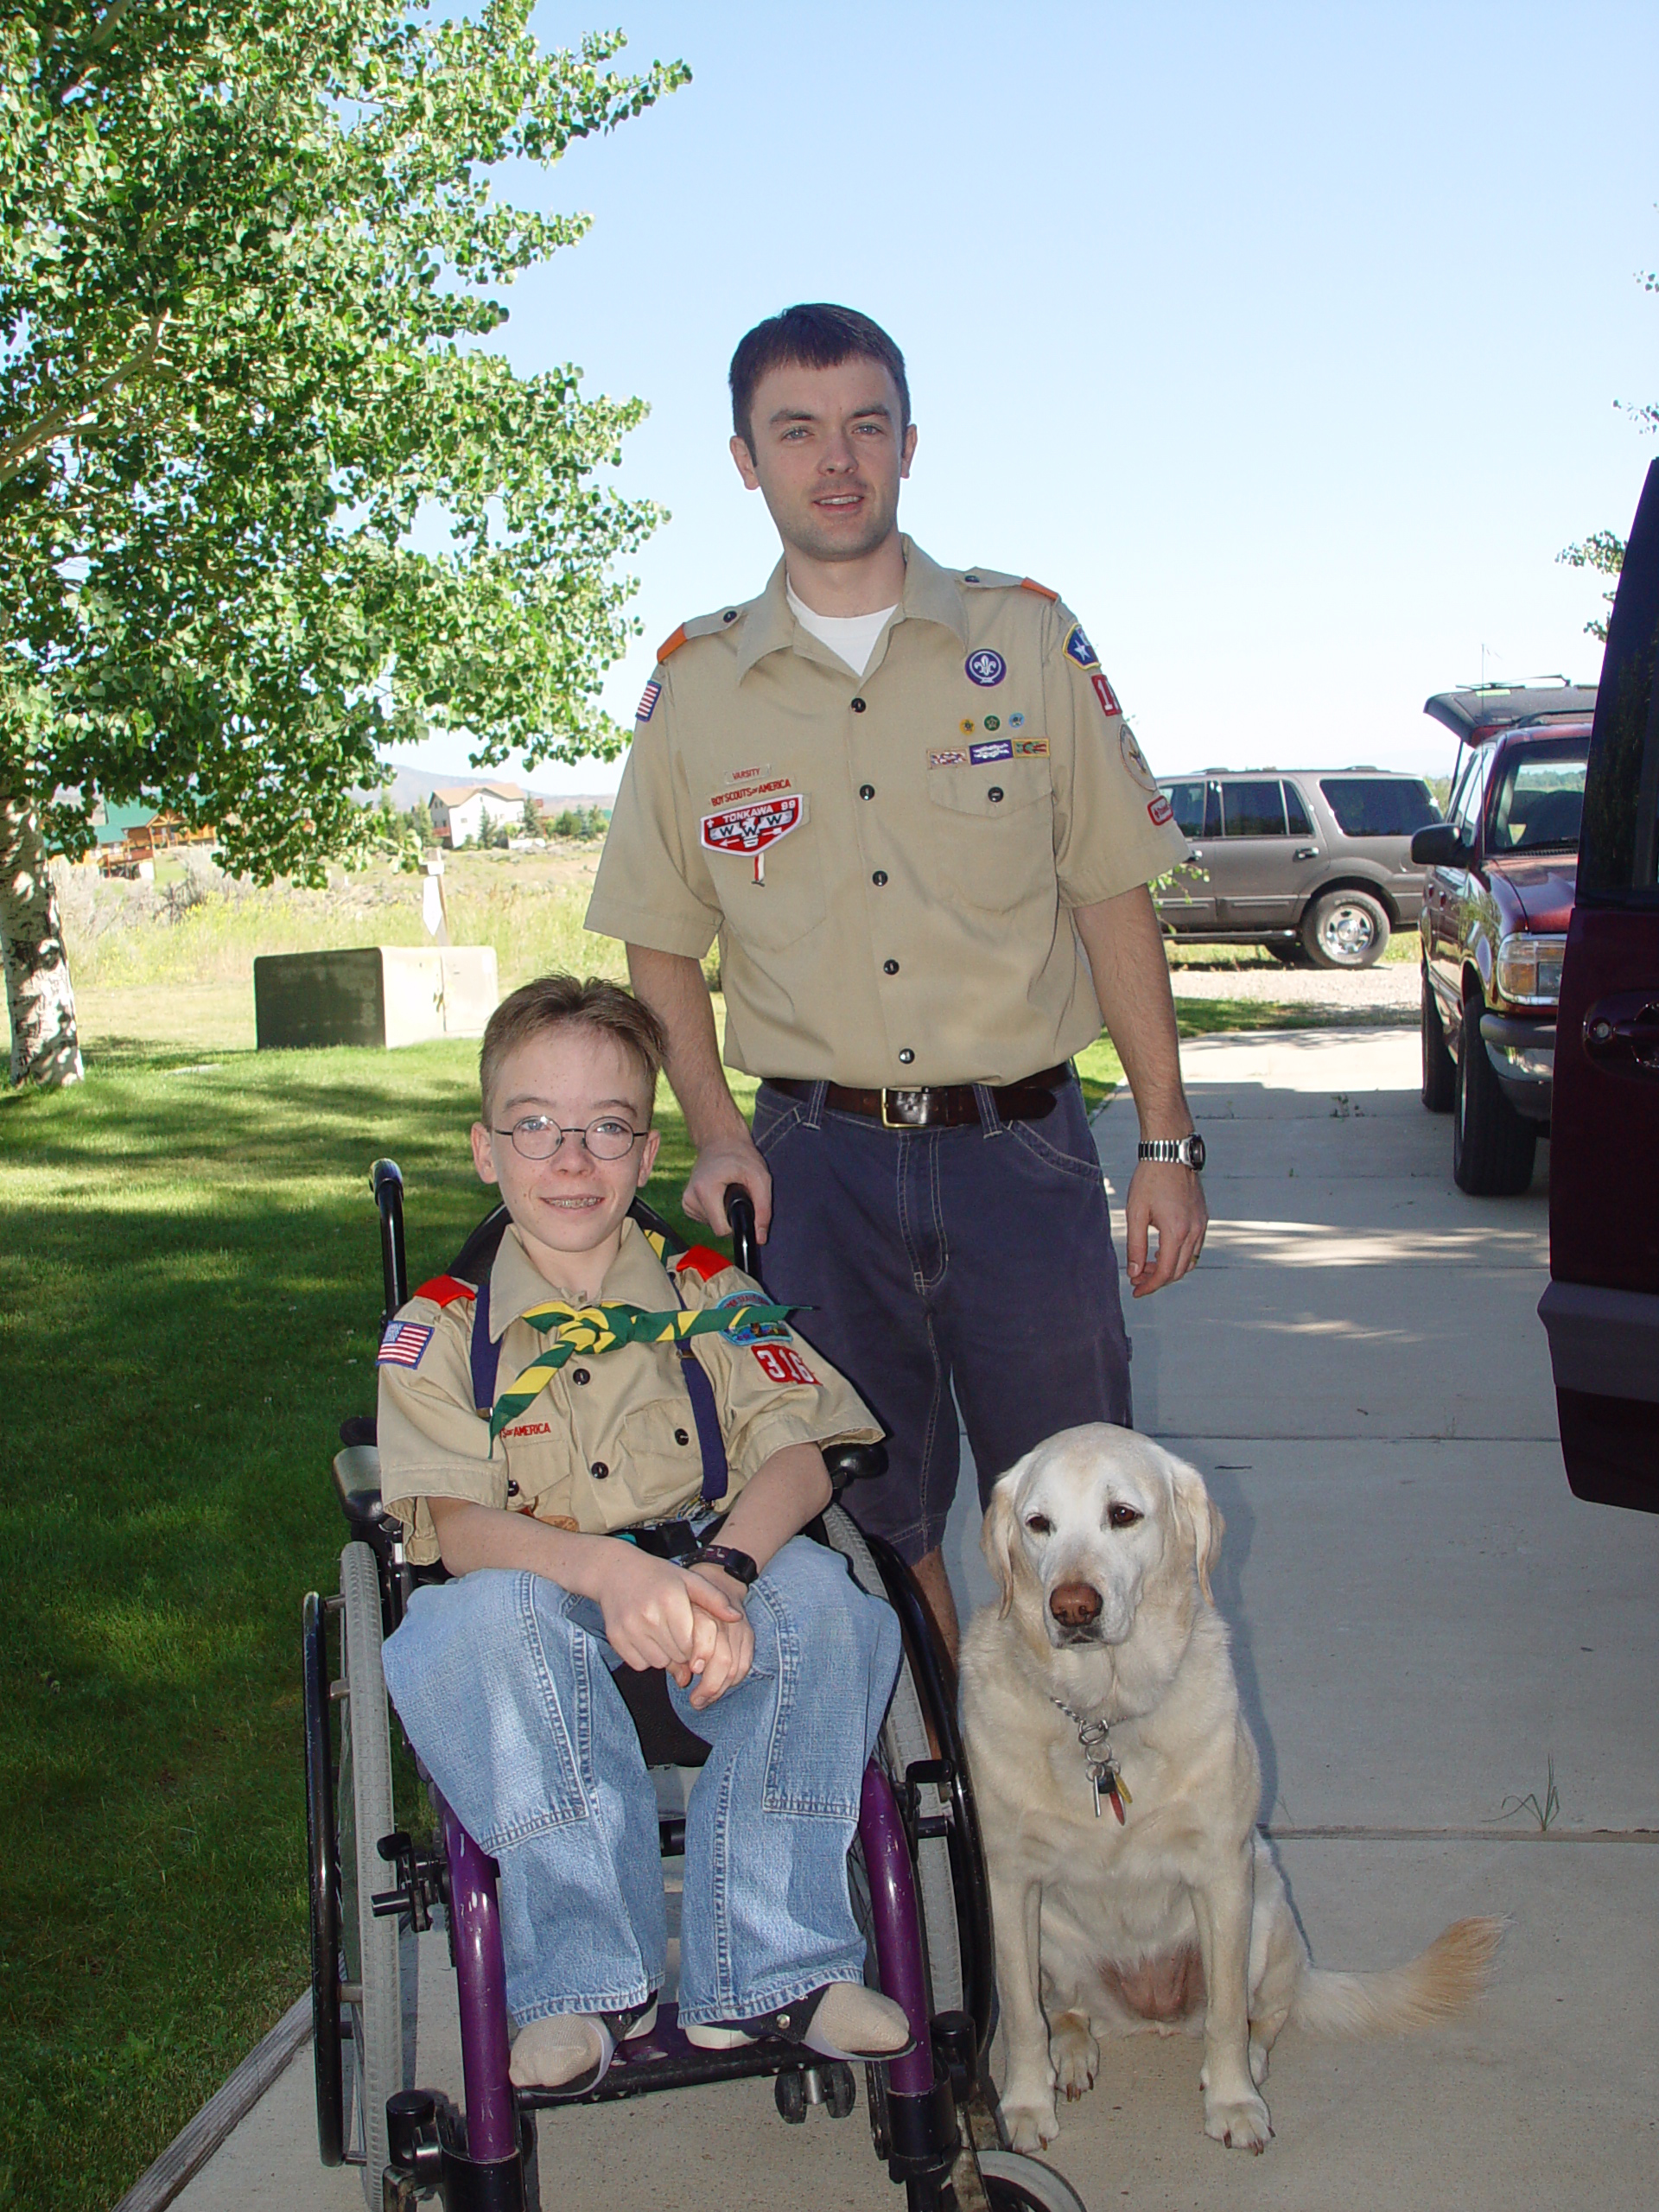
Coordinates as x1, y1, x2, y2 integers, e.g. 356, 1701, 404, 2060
1185, 1133, 1206, 1171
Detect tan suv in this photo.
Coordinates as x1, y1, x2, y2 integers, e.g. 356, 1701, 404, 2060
1155, 769, 1439, 967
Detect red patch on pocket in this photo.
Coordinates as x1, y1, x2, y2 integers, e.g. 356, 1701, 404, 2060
1147, 796, 1174, 826
751, 1344, 819, 1388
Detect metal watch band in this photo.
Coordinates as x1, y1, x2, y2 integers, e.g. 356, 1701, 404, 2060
1137, 1134, 1205, 1171
690, 1542, 759, 1586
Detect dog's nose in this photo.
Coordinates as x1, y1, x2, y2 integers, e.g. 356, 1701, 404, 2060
1049, 1581, 1103, 1629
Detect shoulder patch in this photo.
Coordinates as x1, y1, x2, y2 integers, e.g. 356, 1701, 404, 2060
413, 1274, 476, 1309
673, 1244, 731, 1285
1020, 577, 1059, 601
658, 605, 747, 663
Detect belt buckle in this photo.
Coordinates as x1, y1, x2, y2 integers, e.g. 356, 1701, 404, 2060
881, 1087, 925, 1129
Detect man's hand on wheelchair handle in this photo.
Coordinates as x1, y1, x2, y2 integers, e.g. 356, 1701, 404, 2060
683, 1136, 772, 1243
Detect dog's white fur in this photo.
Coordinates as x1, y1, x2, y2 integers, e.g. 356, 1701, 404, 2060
958, 1424, 1503, 2154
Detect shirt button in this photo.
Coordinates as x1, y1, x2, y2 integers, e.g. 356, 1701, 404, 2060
883, 959, 899, 975
674, 1427, 690, 1446
589, 1460, 609, 1480
850, 696, 867, 713
506, 1479, 520, 1497
899, 1049, 915, 1065
872, 870, 888, 886
987, 786, 1004, 803
721, 608, 737, 623
859, 784, 875, 800
571, 1367, 590, 1384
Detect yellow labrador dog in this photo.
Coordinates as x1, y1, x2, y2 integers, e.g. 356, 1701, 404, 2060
959, 1425, 1502, 2156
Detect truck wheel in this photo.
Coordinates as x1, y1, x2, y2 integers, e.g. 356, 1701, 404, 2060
1452, 997, 1537, 1195
1301, 889, 1389, 969
1421, 968, 1455, 1111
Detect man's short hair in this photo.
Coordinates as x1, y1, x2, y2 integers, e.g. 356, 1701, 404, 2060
479, 976, 666, 1122
729, 303, 910, 456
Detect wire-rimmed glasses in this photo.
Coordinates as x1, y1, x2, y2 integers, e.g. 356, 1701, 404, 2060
493, 1116, 646, 1162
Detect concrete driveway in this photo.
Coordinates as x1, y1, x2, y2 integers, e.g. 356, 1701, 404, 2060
168, 1027, 1658, 2212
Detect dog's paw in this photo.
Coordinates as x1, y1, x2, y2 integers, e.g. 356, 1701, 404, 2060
1203, 2089, 1273, 2154
1049, 2012, 1099, 2102
1003, 2095, 1060, 2152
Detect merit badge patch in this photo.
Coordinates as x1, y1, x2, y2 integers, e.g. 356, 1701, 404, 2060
1090, 671, 1122, 719
929, 747, 969, 768
969, 737, 1014, 765
378, 1320, 434, 1370
1065, 624, 1100, 671
717, 1290, 792, 1345
965, 648, 1007, 687
636, 680, 662, 723
1120, 727, 1160, 794
1012, 738, 1051, 758
1010, 713, 1026, 728
751, 1343, 819, 1388
700, 791, 806, 887
1147, 795, 1175, 827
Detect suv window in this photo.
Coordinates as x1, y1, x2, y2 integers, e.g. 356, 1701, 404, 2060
1220, 779, 1287, 836
1487, 741, 1588, 853
1165, 779, 1207, 838
1284, 781, 1314, 836
1450, 752, 1486, 846
1319, 776, 1437, 837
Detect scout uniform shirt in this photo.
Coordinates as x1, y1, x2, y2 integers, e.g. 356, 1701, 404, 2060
378, 1216, 880, 1566
585, 538, 1187, 1089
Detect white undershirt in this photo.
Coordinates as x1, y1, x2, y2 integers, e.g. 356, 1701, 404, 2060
786, 576, 899, 678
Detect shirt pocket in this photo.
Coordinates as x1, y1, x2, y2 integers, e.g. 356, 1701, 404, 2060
700, 791, 827, 951
924, 752, 1056, 910
615, 1394, 710, 1520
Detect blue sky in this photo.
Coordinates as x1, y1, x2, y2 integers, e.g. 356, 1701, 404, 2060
398, 1, 1658, 797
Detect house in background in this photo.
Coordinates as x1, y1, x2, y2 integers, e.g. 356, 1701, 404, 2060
429, 781, 525, 847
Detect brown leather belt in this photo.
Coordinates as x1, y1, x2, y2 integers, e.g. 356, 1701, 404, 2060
764, 1064, 1068, 1129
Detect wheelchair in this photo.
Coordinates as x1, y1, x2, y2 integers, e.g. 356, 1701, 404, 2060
303, 1160, 1088, 2212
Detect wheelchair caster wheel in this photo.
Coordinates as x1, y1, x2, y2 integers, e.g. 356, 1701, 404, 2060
775, 2069, 809, 2124
822, 2060, 856, 2118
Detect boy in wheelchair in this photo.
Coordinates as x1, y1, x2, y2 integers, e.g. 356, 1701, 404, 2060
375, 976, 910, 2098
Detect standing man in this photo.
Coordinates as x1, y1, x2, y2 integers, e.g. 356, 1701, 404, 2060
586, 303, 1205, 1655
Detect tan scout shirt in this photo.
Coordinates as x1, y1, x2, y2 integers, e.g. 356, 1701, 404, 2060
378, 1217, 879, 1566
586, 537, 1185, 1087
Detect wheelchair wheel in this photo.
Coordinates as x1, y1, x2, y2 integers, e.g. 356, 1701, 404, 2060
822, 1506, 963, 2015
974, 2150, 1090, 2212
335, 1541, 405, 2206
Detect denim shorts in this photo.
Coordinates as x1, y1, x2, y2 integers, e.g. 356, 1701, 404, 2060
751, 1071, 1131, 1561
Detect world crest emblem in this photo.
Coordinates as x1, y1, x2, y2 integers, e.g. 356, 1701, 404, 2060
964, 648, 1007, 688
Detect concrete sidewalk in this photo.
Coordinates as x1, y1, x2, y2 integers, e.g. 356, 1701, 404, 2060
171, 1027, 1658, 2212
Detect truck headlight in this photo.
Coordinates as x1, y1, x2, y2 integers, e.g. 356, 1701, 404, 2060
1495, 932, 1566, 1007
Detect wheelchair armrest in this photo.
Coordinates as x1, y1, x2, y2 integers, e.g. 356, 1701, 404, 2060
332, 1444, 387, 1544
823, 1441, 888, 1492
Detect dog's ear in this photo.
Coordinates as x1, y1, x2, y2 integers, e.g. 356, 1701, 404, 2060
981, 1456, 1033, 1619
1167, 1452, 1224, 1603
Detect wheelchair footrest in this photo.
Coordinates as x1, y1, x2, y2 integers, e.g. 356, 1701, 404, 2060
512, 2001, 851, 2107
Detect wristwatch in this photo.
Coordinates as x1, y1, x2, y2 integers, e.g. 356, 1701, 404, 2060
690, 1542, 759, 1586
1138, 1134, 1205, 1172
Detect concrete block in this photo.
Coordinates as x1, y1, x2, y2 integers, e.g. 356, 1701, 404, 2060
253, 945, 497, 1051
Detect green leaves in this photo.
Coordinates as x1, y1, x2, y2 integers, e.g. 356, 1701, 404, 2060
2, 1, 687, 877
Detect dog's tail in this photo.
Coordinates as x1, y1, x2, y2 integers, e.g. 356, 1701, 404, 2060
1289, 1916, 1505, 2037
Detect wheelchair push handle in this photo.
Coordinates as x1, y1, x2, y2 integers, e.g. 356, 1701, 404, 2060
725, 1184, 759, 1279
372, 1158, 408, 1325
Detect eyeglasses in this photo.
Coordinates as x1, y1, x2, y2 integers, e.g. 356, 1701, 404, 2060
493, 1116, 646, 1162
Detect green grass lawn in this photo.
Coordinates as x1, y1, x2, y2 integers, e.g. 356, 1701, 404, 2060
0, 982, 1318, 2209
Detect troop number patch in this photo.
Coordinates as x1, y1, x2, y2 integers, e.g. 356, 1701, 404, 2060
751, 1344, 819, 1387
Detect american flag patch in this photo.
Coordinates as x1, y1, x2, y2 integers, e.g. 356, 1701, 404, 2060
636, 680, 662, 722
378, 1320, 434, 1370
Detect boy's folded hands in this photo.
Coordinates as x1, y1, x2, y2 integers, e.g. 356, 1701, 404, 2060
595, 1542, 752, 1699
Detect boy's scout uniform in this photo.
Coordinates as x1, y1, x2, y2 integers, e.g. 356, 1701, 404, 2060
583, 538, 1185, 1564
378, 1216, 878, 1561
585, 537, 1185, 1088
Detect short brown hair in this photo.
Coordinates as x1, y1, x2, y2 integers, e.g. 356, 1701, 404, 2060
479, 976, 666, 1122
729, 303, 910, 456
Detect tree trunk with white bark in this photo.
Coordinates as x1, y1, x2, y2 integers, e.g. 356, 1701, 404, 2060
1, 793, 84, 1088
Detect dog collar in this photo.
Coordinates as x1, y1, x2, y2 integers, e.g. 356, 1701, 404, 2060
1051, 1697, 1133, 1825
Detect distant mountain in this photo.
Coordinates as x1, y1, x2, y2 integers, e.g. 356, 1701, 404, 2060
378, 762, 614, 813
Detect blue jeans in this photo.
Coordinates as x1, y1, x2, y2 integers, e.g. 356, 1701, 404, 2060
752, 1071, 1132, 1562
381, 1535, 900, 2029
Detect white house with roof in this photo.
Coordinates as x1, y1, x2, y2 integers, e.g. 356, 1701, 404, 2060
429, 780, 525, 847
